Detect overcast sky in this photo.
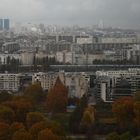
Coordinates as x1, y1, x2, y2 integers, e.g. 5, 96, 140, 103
0, 0, 140, 29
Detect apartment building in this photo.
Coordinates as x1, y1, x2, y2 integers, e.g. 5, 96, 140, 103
0, 73, 20, 92
95, 69, 140, 102
32, 71, 90, 98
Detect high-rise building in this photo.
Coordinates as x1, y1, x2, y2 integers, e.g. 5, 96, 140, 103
0, 19, 10, 30
0, 19, 3, 30
4, 19, 10, 30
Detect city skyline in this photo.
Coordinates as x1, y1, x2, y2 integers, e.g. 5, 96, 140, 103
0, 0, 140, 29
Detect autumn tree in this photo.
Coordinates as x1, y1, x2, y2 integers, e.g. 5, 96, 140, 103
38, 128, 61, 140
112, 97, 134, 130
10, 122, 25, 137
0, 122, 10, 140
30, 120, 65, 140
81, 106, 96, 127
46, 77, 68, 113
12, 129, 32, 140
26, 112, 46, 128
24, 83, 46, 103
29, 121, 47, 140
0, 105, 15, 124
3, 97, 32, 122
80, 106, 96, 140
133, 101, 140, 132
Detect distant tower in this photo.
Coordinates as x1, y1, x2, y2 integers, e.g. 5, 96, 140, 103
4, 19, 10, 30
0, 19, 3, 30
98, 20, 104, 29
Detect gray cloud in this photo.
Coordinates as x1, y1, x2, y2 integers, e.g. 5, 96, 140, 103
0, 0, 140, 28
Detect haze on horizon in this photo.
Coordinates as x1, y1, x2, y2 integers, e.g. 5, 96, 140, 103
0, 0, 140, 29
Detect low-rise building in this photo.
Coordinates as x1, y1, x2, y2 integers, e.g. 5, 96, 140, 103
0, 72, 20, 92
1, 42, 20, 53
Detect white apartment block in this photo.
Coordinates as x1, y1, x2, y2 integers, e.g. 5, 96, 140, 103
21, 52, 34, 65
0, 54, 21, 64
96, 68, 140, 102
100, 37, 136, 44
32, 72, 90, 98
77, 37, 93, 44
56, 51, 75, 64
32, 72, 57, 91
0, 73, 20, 92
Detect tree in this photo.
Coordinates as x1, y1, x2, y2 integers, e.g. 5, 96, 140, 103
106, 132, 120, 140
120, 132, 131, 140
38, 128, 61, 140
0, 122, 10, 140
0, 105, 15, 124
81, 106, 96, 127
3, 97, 32, 122
133, 136, 140, 140
24, 83, 46, 103
12, 129, 32, 140
0, 91, 12, 103
10, 122, 25, 137
46, 77, 68, 113
133, 101, 140, 132
80, 106, 96, 140
134, 91, 140, 101
112, 97, 134, 130
69, 94, 88, 133
29, 121, 47, 140
30, 120, 65, 140
26, 112, 45, 128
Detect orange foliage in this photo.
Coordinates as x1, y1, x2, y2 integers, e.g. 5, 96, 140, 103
12, 129, 32, 140
112, 97, 134, 128
0, 122, 10, 140
29, 121, 47, 140
46, 77, 68, 113
38, 128, 61, 140
26, 112, 45, 128
10, 122, 25, 135
2, 97, 32, 122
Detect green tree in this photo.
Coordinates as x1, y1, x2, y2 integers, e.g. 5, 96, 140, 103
69, 94, 88, 133
106, 132, 120, 140
120, 132, 131, 140
133, 136, 140, 140
80, 106, 96, 140
134, 91, 140, 101
0, 91, 12, 103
